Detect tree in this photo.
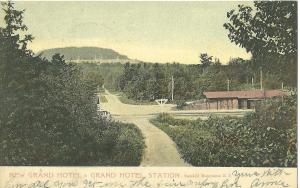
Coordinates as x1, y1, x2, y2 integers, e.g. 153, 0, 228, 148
0, 2, 97, 165
84, 70, 104, 90
224, 1, 297, 59
0, 1, 33, 91
0, 1, 35, 126
214, 58, 221, 66
199, 53, 213, 69
224, 1, 297, 87
0, 1, 33, 56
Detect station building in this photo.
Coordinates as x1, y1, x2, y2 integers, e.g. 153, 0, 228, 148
188, 90, 287, 110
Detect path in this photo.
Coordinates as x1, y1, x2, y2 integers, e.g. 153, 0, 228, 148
100, 90, 188, 166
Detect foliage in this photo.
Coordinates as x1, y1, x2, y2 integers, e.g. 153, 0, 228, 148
224, 1, 297, 58
91, 122, 145, 166
176, 100, 188, 110
151, 95, 297, 167
79, 62, 124, 90
118, 62, 170, 101
0, 2, 144, 166
199, 53, 213, 69
118, 92, 157, 105
108, 123, 145, 166
113, 60, 268, 102
83, 69, 104, 89
224, 1, 297, 86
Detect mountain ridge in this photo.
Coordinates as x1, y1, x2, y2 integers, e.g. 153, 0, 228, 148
39, 47, 130, 61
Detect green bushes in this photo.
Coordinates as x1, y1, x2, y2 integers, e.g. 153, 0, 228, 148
109, 123, 145, 166
176, 100, 188, 110
78, 121, 145, 166
151, 96, 297, 167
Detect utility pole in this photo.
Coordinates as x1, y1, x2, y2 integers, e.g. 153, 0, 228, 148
281, 82, 284, 103
227, 79, 230, 91
171, 76, 174, 101
260, 67, 263, 91
251, 77, 254, 89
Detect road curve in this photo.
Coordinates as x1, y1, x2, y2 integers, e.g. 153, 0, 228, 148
100, 90, 189, 166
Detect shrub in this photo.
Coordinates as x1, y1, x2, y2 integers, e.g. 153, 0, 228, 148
110, 123, 145, 166
176, 100, 188, 110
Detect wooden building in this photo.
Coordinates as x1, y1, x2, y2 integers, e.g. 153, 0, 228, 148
201, 90, 286, 110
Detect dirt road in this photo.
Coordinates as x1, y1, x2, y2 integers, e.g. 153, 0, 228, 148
100, 90, 188, 166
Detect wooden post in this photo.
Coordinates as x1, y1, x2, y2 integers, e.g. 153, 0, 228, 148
227, 79, 230, 91
171, 76, 174, 101
227, 99, 229, 109
260, 67, 263, 91
281, 82, 284, 103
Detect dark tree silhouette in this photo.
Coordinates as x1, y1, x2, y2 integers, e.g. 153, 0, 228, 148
199, 53, 213, 68
224, 1, 297, 58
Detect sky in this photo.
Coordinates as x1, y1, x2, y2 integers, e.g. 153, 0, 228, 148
1, 1, 252, 64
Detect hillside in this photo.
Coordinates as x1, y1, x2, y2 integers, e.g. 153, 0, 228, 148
39, 47, 129, 61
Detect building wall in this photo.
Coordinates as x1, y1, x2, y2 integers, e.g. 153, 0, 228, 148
184, 98, 242, 110
183, 99, 207, 110
248, 100, 256, 109
218, 99, 226, 109
232, 99, 239, 109
208, 101, 218, 110
207, 98, 239, 110
239, 99, 248, 109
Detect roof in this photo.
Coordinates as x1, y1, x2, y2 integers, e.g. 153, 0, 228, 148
203, 90, 286, 99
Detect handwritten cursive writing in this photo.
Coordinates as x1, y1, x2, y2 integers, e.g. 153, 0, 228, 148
3, 169, 293, 188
